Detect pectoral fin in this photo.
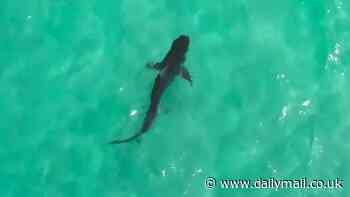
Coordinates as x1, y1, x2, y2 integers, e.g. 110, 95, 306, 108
179, 66, 192, 86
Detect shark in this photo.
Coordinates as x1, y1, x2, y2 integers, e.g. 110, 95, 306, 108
110, 35, 192, 144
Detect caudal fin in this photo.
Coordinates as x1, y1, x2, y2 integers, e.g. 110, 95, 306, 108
109, 131, 145, 144
109, 103, 158, 145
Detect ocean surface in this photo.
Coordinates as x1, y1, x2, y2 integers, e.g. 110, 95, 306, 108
0, 0, 349, 196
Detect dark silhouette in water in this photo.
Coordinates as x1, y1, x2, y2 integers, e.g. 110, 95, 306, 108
110, 35, 192, 144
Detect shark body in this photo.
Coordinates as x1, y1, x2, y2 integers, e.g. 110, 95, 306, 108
110, 35, 192, 144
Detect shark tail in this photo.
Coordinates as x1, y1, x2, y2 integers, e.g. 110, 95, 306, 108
109, 102, 158, 144
109, 130, 146, 144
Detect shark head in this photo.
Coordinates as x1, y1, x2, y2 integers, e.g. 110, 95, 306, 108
172, 35, 190, 52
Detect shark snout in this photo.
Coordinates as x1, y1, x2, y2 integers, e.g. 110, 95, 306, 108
174, 35, 190, 50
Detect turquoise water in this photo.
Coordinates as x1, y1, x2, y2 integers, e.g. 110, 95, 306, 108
1, 0, 349, 196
